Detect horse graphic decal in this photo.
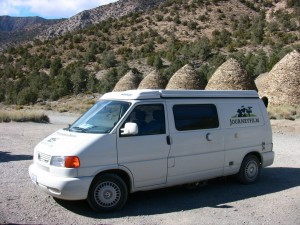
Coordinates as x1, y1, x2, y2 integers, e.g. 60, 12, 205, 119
230, 105, 259, 126
236, 105, 255, 117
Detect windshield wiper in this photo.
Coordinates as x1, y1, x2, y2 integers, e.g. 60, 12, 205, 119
70, 126, 88, 133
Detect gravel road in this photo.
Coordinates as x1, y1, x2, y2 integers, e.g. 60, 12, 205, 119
0, 114, 299, 225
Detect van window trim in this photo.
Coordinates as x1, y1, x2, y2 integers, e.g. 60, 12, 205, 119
118, 102, 168, 137
172, 103, 220, 131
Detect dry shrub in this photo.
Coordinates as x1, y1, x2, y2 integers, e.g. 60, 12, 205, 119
0, 111, 11, 122
0, 110, 50, 123
44, 94, 99, 113
268, 105, 299, 120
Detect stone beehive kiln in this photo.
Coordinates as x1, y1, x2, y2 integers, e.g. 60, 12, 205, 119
205, 58, 257, 91
165, 64, 206, 90
255, 72, 269, 96
113, 70, 141, 92
138, 70, 167, 89
257, 50, 300, 106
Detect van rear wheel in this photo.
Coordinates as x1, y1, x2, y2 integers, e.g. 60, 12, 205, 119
87, 174, 128, 212
237, 155, 261, 184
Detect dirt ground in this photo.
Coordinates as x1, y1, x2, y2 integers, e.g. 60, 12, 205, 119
0, 113, 299, 225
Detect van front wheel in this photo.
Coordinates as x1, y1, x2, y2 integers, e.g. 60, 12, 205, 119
87, 174, 128, 212
237, 155, 261, 184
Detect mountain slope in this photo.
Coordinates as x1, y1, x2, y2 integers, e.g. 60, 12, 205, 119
0, 0, 166, 50
0, 16, 64, 51
0, 16, 58, 31
39, 0, 166, 39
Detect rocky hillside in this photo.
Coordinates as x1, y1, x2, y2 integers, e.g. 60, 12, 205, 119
39, 0, 166, 39
0, 16, 64, 51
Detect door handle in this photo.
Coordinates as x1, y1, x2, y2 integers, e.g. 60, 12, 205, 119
206, 133, 212, 141
166, 136, 171, 145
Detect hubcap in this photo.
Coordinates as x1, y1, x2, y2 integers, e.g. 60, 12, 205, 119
94, 181, 121, 208
245, 161, 258, 180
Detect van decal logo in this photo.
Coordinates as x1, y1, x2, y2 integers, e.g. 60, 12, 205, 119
230, 105, 259, 126
47, 137, 59, 143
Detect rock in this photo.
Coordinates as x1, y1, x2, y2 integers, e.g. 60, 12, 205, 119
113, 70, 142, 92
205, 58, 257, 91
166, 64, 206, 90
138, 70, 167, 89
256, 50, 300, 106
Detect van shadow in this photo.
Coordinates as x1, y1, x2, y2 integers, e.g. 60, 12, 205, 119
0, 151, 32, 163
54, 167, 300, 218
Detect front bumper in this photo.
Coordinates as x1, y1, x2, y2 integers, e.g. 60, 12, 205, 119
29, 163, 93, 200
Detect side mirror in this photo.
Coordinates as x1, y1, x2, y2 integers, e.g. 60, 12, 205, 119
120, 122, 138, 136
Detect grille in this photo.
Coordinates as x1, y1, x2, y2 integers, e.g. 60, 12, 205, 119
37, 152, 51, 164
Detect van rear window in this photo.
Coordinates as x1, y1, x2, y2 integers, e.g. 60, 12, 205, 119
173, 104, 219, 131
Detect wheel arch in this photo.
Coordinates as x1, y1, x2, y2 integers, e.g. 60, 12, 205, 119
244, 151, 262, 165
91, 169, 132, 193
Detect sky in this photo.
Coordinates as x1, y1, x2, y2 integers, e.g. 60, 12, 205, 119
0, 0, 119, 19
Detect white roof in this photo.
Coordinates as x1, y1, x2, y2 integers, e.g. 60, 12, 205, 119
101, 89, 259, 100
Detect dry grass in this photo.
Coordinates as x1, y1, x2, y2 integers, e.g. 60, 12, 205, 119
268, 105, 300, 120
0, 94, 100, 124
35, 93, 100, 114
0, 110, 50, 123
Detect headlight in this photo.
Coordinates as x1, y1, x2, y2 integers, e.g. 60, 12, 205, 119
50, 156, 80, 168
50, 156, 65, 167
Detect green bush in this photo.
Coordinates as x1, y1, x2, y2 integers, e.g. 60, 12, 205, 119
50, 58, 62, 76
17, 87, 38, 105
102, 51, 117, 68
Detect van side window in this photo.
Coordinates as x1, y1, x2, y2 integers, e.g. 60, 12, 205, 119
122, 104, 166, 135
173, 104, 219, 131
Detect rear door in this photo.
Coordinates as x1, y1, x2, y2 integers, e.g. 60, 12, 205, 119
117, 103, 171, 188
219, 101, 269, 175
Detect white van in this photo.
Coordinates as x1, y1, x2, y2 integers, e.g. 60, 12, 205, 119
29, 89, 274, 212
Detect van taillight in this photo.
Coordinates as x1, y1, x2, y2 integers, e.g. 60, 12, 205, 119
65, 156, 80, 168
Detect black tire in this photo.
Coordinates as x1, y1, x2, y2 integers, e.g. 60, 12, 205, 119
237, 155, 261, 184
87, 173, 128, 212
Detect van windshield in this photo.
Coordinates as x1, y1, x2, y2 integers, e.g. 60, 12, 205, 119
69, 100, 131, 134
